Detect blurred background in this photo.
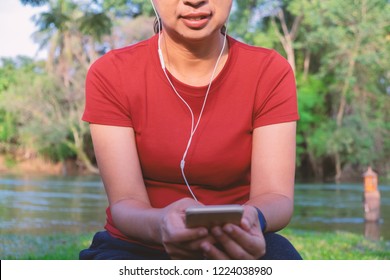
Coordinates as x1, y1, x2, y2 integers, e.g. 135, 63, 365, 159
0, 0, 389, 258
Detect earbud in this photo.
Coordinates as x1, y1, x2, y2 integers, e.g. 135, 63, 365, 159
150, 0, 165, 69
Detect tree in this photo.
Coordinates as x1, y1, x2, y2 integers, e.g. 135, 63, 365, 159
0, 57, 37, 154
31, 0, 112, 87
232, 0, 390, 181
301, 0, 390, 181
0, 58, 98, 173
9, 0, 153, 173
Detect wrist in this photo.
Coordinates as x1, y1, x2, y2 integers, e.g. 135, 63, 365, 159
253, 207, 267, 233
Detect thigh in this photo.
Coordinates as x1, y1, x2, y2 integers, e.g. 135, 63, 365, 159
260, 232, 302, 260
79, 231, 171, 260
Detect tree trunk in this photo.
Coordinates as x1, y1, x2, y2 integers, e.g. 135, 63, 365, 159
333, 1, 366, 182
308, 150, 322, 179
303, 49, 311, 81
334, 152, 342, 184
271, 10, 303, 74
68, 126, 99, 174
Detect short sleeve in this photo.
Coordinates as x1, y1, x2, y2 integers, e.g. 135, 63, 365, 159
82, 51, 133, 127
253, 50, 299, 128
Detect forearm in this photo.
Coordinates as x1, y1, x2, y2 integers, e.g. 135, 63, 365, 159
245, 193, 294, 232
110, 199, 163, 245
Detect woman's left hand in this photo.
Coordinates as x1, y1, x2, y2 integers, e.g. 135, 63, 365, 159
200, 205, 266, 260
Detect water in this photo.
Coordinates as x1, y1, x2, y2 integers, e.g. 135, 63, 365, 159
0, 175, 389, 240
291, 183, 390, 241
0, 175, 107, 235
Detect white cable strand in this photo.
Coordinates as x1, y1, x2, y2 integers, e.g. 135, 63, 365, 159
177, 31, 227, 202
152, 1, 229, 201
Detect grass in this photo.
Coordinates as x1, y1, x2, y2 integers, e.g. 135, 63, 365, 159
0, 232, 94, 260
1, 229, 389, 260
281, 228, 390, 260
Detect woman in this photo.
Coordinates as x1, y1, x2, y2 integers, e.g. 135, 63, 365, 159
80, 0, 301, 260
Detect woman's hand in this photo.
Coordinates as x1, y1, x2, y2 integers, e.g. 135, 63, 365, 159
200, 205, 266, 260
159, 198, 216, 259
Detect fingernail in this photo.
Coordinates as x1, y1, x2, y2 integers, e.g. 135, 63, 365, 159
198, 228, 208, 236
242, 218, 250, 230
201, 242, 210, 252
224, 225, 233, 233
213, 227, 222, 237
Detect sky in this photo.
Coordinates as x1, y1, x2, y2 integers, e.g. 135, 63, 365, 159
0, 1, 47, 59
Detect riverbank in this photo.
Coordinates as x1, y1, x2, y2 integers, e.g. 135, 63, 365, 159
0, 154, 89, 176
1, 229, 389, 260
3, 154, 387, 183
0, 154, 62, 175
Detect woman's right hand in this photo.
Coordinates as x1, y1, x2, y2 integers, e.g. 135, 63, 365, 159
159, 198, 215, 259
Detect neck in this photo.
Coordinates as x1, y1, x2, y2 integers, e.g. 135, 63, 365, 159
159, 31, 229, 87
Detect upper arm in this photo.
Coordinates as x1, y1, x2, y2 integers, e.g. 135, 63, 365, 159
90, 124, 150, 206
250, 121, 297, 200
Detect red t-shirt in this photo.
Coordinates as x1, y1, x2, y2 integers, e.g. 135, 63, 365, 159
82, 34, 299, 242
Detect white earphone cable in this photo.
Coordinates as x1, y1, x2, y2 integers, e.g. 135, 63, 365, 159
152, 1, 228, 201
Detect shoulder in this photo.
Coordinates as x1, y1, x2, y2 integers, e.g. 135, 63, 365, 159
89, 36, 156, 74
229, 37, 292, 72
109, 36, 153, 60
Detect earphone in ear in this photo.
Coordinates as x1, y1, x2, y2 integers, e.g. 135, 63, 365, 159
150, 0, 165, 69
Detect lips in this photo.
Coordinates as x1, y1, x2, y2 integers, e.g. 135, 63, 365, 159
180, 12, 212, 29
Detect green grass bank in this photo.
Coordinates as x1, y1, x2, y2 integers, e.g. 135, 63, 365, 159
1, 229, 389, 260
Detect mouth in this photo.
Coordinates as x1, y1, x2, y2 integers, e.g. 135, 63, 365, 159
180, 13, 212, 29
181, 15, 210, 21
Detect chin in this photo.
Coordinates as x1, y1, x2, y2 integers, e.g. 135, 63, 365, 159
178, 28, 223, 42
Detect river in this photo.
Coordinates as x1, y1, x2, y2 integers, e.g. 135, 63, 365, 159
0, 175, 389, 240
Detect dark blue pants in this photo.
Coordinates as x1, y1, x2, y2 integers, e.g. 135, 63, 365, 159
79, 231, 302, 260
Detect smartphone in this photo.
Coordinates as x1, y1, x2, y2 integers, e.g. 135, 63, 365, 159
185, 204, 244, 228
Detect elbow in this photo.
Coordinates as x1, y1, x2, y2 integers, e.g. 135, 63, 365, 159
270, 195, 294, 232
281, 197, 294, 229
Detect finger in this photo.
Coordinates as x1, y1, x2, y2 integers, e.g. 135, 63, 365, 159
241, 206, 261, 232
163, 226, 208, 244
222, 224, 265, 258
165, 233, 216, 259
186, 235, 217, 251
224, 223, 263, 245
179, 227, 209, 242
200, 241, 230, 260
211, 226, 253, 259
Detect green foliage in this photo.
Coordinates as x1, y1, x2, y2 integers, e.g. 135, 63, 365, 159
230, 0, 281, 47
0, 57, 37, 92
0, 57, 40, 152
78, 12, 113, 42
296, 75, 327, 134
34, 5, 72, 33
3, 155, 17, 168
251, 26, 280, 49
102, 0, 153, 17
291, 0, 390, 179
0, 57, 89, 166
0, 61, 17, 92
296, 75, 329, 164
0, 111, 17, 144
